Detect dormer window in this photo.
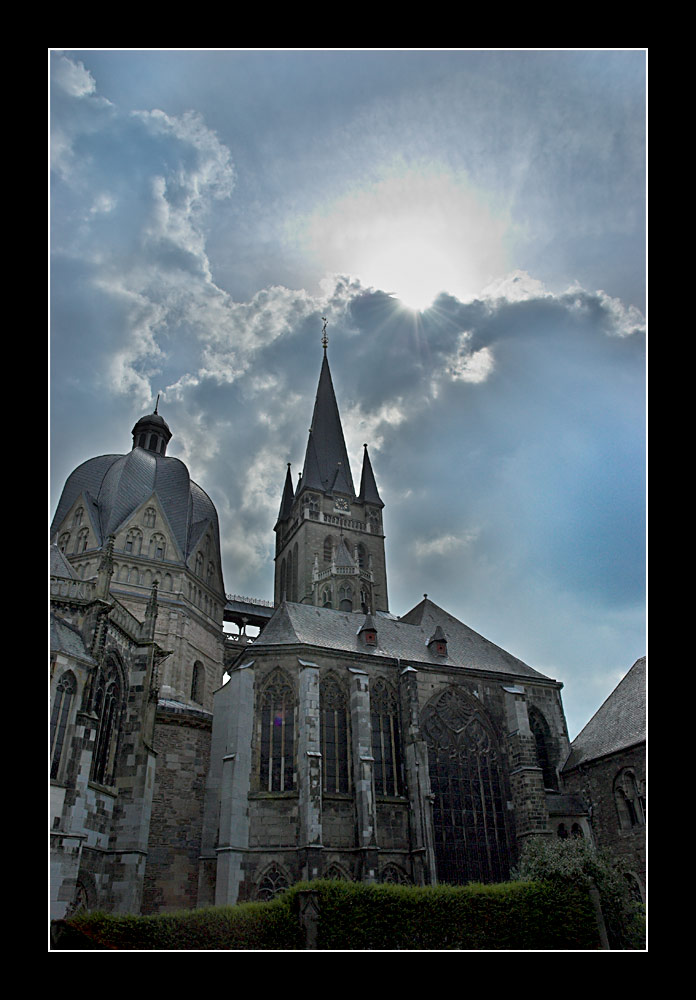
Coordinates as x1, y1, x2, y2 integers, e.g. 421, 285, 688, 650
427, 626, 448, 657
359, 613, 378, 646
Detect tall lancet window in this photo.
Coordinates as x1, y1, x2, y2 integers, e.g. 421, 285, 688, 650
371, 679, 403, 796
50, 671, 76, 780
91, 655, 124, 787
259, 670, 295, 792
321, 674, 351, 794
528, 706, 558, 791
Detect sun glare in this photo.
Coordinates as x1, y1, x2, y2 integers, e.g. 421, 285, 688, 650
300, 167, 510, 312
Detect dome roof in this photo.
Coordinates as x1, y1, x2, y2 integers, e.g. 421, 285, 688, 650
51, 410, 221, 569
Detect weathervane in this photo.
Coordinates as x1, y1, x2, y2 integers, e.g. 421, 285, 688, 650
321, 316, 328, 353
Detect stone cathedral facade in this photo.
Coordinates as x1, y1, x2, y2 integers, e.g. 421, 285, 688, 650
50, 343, 591, 918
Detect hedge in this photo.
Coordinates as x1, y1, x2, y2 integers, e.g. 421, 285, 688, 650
53, 878, 600, 951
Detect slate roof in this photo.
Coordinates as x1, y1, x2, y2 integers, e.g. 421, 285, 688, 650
50, 445, 221, 565
252, 597, 554, 681
297, 353, 356, 497
50, 611, 95, 665
563, 656, 646, 771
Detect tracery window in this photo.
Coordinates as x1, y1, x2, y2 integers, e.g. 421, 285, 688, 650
91, 656, 124, 787
195, 552, 204, 577
422, 687, 511, 885
143, 507, 156, 528
380, 864, 411, 885
357, 543, 367, 569
338, 584, 353, 612
58, 532, 70, 553
321, 586, 332, 609
367, 509, 381, 533
74, 527, 89, 554
259, 670, 295, 792
256, 864, 291, 901
614, 769, 645, 831
321, 675, 350, 794
323, 535, 334, 564
50, 671, 76, 780
371, 679, 403, 796
528, 706, 558, 791
73, 507, 84, 527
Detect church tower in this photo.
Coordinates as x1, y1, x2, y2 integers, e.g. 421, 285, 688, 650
273, 328, 388, 613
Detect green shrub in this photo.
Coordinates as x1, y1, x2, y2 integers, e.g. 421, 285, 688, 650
512, 837, 646, 950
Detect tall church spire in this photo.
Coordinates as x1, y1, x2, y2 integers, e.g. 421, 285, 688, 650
298, 346, 355, 498
358, 444, 383, 508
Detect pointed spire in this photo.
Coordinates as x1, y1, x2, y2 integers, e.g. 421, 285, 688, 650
277, 463, 295, 522
358, 444, 384, 507
300, 350, 355, 496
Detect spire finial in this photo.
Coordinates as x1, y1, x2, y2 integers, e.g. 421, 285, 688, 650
154, 393, 160, 415
321, 316, 328, 353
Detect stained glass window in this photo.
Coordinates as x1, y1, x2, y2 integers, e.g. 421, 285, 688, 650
259, 671, 295, 792
371, 679, 403, 796
321, 675, 350, 793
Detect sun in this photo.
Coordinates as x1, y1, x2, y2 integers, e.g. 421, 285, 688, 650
299, 166, 510, 311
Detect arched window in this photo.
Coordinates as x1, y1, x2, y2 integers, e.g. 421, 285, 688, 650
321, 675, 350, 794
73, 507, 84, 527
50, 671, 76, 779
191, 661, 205, 704
371, 679, 403, 796
321, 586, 332, 609
74, 527, 89, 554
150, 533, 166, 560
292, 543, 299, 602
207, 562, 215, 585
528, 706, 558, 791
58, 532, 70, 553
195, 552, 204, 577
124, 527, 142, 556
148, 433, 158, 452
286, 548, 294, 601
571, 823, 584, 838
279, 558, 287, 600
338, 584, 353, 612
91, 656, 124, 787
422, 687, 511, 885
380, 864, 411, 885
557, 823, 568, 839
357, 544, 367, 570
256, 864, 291, 901
614, 769, 645, 830
323, 535, 334, 564
259, 670, 295, 792
143, 507, 156, 528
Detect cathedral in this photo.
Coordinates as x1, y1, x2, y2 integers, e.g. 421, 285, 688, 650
50, 337, 593, 918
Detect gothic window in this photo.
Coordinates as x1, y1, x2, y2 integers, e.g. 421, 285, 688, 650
73, 507, 84, 527
195, 552, 204, 577
338, 584, 353, 612
303, 493, 319, 517
91, 656, 124, 787
324, 863, 351, 881
528, 706, 558, 791
50, 671, 76, 780
74, 527, 89, 554
191, 661, 205, 704
292, 542, 299, 602
143, 507, 156, 528
137, 432, 147, 448
422, 687, 511, 885
571, 823, 584, 838
357, 544, 366, 569
280, 558, 287, 601
163, 573, 173, 591
207, 562, 215, 585
286, 548, 294, 602
323, 535, 334, 564
371, 679, 403, 796
380, 864, 411, 885
321, 675, 350, 794
360, 588, 369, 614
58, 532, 70, 553
614, 769, 645, 831
256, 864, 291, 901
148, 433, 158, 452
557, 823, 568, 839
321, 586, 332, 609
124, 527, 142, 556
259, 670, 295, 792
150, 533, 166, 560
368, 509, 381, 533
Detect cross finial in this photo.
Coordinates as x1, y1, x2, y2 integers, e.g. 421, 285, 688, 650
321, 316, 328, 353
154, 393, 160, 414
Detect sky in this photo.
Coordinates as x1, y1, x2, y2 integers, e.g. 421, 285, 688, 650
49, 49, 646, 740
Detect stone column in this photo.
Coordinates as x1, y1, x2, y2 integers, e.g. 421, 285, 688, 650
398, 666, 436, 886
298, 660, 323, 881
502, 685, 550, 846
349, 667, 378, 882
202, 660, 255, 907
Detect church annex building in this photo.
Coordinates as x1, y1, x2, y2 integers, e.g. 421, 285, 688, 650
50, 337, 643, 917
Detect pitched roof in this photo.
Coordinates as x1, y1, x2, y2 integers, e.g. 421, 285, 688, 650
252, 598, 554, 681
563, 656, 646, 771
50, 611, 95, 665
358, 444, 383, 507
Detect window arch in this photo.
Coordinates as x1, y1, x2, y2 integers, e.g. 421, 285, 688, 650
91, 655, 125, 787
614, 769, 645, 830
422, 687, 511, 884
528, 706, 558, 790
323, 535, 334, 564
279, 557, 287, 600
74, 527, 89, 554
256, 864, 291, 901
259, 670, 295, 792
357, 543, 367, 570
124, 527, 142, 556
191, 661, 205, 704
321, 585, 332, 609
51, 671, 76, 779
338, 584, 353, 612
143, 507, 156, 528
58, 532, 70, 553
292, 543, 299, 602
73, 507, 84, 527
371, 679, 403, 796
150, 533, 166, 560
321, 675, 350, 794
